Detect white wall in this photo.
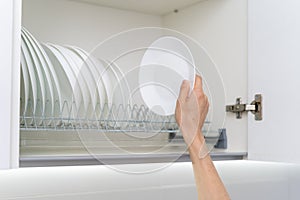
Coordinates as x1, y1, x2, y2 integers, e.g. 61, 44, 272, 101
22, 0, 162, 51
163, 0, 248, 152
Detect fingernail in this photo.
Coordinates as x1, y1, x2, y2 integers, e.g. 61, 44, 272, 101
182, 80, 190, 85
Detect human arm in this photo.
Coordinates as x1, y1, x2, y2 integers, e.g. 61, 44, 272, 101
175, 75, 230, 200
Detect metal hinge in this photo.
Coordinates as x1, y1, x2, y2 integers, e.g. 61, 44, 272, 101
226, 94, 262, 120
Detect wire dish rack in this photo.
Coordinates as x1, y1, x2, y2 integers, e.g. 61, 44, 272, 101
19, 98, 192, 132
19, 98, 221, 167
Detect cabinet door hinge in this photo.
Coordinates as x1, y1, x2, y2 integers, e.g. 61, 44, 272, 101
226, 94, 262, 120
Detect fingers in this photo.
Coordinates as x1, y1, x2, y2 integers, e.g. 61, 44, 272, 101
194, 75, 203, 94
178, 80, 190, 101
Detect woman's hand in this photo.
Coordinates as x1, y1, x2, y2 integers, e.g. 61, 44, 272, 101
176, 76, 230, 200
175, 75, 209, 152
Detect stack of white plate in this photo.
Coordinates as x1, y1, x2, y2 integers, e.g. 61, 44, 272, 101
20, 27, 196, 128
20, 27, 129, 126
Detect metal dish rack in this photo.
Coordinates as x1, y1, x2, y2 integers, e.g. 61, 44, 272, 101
19, 98, 222, 167
19, 98, 185, 132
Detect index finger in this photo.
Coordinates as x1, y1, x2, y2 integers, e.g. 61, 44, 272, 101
194, 75, 204, 94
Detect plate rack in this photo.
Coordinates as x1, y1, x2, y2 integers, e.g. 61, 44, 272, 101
19, 98, 193, 132
19, 98, 221, 167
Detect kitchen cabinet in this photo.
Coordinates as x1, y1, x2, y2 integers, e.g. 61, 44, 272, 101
18, 0, 248, 167
1, 0, 299, 169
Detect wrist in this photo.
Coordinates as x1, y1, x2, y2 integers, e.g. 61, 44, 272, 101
188, 131, 208, 160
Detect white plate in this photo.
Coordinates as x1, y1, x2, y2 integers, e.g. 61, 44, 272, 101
20, 62, 25, 115
71, 47, 111, 120
101, 60, 121, 127
139, 36, 195, 116
110, 62, 131, 107
44, 44, 82, 117
84, 57, 119, 122
66, 46, 107, 112
21, 34, 39, 117
63, 46, 97, 115
23, 28, 62, 117
20, 48, 31, 116
21, 30, 47, 122
22, 28, 55, 122
102, 60, 132, 127
54, 45, 91, 117
79, 54, 112, 109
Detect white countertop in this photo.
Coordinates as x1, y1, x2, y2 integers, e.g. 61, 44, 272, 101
1, 160, 300, 200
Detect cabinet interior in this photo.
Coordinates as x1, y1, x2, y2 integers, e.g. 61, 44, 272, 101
20, 0, 248, 165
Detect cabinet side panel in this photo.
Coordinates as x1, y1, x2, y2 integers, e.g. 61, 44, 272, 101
0, 0, 21, 169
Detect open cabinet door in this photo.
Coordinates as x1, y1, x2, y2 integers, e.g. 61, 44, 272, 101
248, 0, 300, 163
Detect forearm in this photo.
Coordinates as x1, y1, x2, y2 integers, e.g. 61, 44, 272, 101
175, 76, 229, 199
189, 133, 230, 200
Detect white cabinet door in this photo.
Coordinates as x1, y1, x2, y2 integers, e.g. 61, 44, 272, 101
0, 0, 22, 169
248, 0, 300, 163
